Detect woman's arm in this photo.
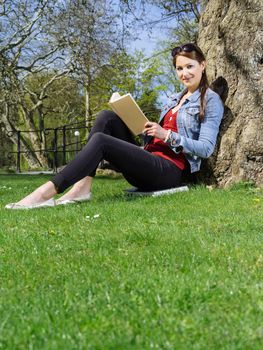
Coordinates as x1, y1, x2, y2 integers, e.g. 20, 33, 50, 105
167, 92, 224, 158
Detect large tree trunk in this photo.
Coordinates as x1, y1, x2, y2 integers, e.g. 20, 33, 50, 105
1, 112, 42, 169
0, 128, 14, 168
21, 112, 49, 168
198, 0, 263, 186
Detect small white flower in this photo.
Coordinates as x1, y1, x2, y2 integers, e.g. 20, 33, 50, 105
93, 214, 100, 219
85, 215, 90, 219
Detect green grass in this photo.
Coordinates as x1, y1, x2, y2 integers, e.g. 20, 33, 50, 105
0, 175, 263, 350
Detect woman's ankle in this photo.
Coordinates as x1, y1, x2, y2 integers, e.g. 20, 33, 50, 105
39, 181, 57, 200
17, 181, 56, 205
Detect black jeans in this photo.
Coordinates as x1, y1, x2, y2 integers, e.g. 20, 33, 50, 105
52, 110, 182, 193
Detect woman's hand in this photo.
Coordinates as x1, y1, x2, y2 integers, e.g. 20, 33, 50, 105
143, 122, 169, 141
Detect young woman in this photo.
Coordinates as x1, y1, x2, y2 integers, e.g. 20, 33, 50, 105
6, 43, 224, 209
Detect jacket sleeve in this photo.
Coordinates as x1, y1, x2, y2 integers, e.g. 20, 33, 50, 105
167, 92, 224, 158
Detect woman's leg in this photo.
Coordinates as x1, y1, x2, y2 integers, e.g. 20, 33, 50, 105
56, 176, 93, 202
14, 181, 57, 206
10, 110, 137, 206
96, 134, 182, 190
57, 110, 137, 201
12, 131, 181, 207
87, 109, 137, 146
52, 133, 182, 194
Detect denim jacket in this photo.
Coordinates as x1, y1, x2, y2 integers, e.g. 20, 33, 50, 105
159, 88, 224, 173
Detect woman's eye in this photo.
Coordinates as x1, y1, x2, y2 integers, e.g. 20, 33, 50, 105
187, 65, 193, 69
176, 67, 182, 71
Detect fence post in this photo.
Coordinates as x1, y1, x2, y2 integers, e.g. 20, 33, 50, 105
17, 130, 21, 173
62, 125, 66, 164
53, 128, 58, 173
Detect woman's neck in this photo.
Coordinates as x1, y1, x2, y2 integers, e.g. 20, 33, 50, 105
184, 91, 192, 98
182, 90, 193, 99
184, 86, 200, 96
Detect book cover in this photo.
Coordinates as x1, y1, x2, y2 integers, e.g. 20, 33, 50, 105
108, 92, 149, 135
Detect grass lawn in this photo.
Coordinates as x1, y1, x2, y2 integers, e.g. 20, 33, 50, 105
0, 175, 262, 350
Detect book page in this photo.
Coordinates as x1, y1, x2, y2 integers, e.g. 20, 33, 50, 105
109, 92, 121, 102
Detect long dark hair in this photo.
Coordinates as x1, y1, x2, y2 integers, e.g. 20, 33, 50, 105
172, 43, 209, 121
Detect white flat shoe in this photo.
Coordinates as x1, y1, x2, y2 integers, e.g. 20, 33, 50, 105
5, 198, 56, 210
56, 193, 92, 206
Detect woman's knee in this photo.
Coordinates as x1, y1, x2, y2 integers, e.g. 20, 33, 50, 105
95, 109, 119, 126
89, 131, 108, 144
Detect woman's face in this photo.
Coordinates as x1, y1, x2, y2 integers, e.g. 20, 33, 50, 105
175, 55, 205, 92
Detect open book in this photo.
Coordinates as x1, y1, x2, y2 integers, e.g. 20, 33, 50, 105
108, 92, 149, 135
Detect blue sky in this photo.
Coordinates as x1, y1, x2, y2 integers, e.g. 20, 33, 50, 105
125, 2, 169, 57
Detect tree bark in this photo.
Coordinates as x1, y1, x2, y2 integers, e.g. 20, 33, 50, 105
1, 107, 42, 169
198, 0, 263, 186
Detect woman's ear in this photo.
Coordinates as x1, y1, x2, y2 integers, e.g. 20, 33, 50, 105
201, 61, 206, 72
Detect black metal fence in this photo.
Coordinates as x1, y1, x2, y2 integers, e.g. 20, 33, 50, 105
7, 121, 89, 173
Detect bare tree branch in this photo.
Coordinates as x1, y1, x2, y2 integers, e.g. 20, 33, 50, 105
16, 49, 63, 71
0, 1, 48, 54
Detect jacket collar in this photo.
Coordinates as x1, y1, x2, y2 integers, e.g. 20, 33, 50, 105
171, 88, 201, 103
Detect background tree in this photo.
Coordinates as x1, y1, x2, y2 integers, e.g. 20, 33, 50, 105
0, 0, 163, 170
52, 0, 128, 130
121, 0, 208, 44
0, 0, 70, 168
